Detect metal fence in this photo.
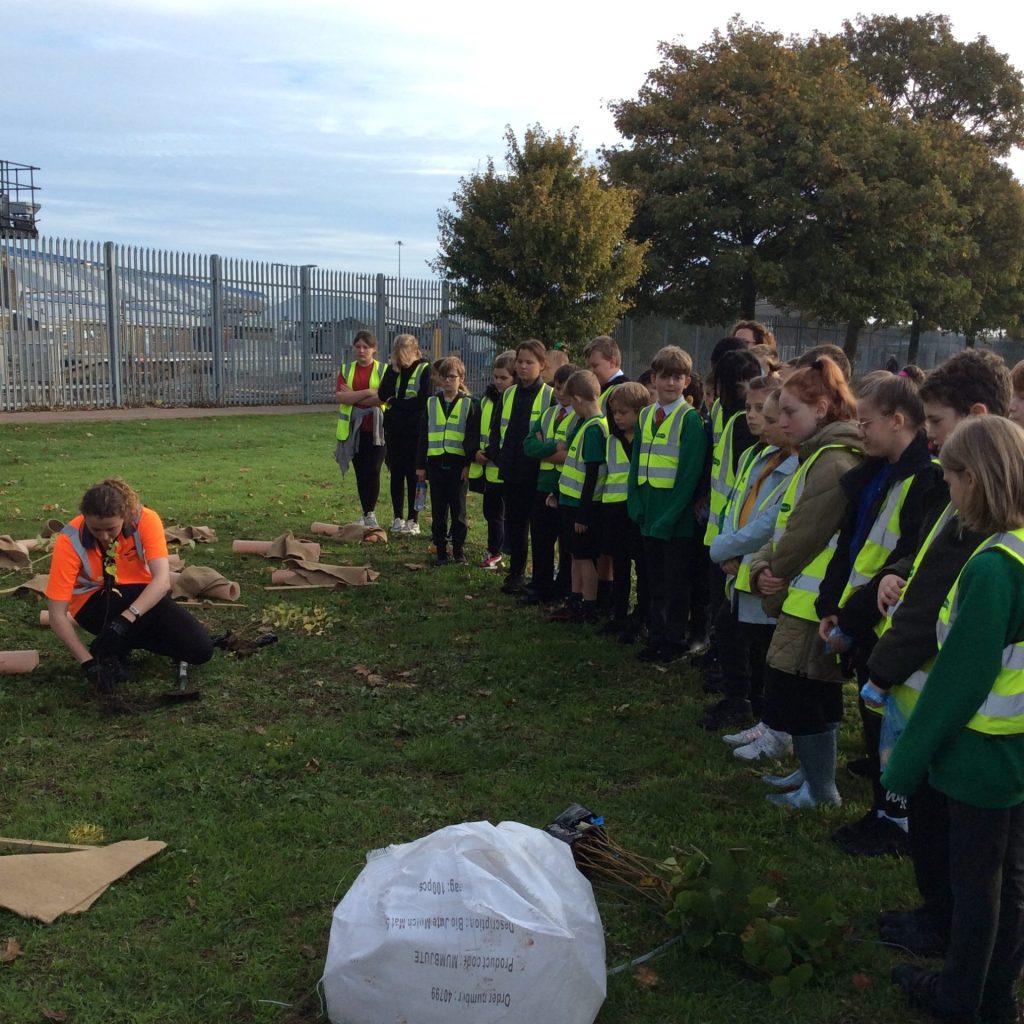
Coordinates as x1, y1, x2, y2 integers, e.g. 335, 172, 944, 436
3, 234, 1017, 412
0, 236, 498, 411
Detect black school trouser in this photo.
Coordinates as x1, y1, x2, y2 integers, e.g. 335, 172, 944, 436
928, 799, 1024, 1021
386, 426, 419, 523
76, 584, 214, 665
860, 698, 909, 821
717, 604, 771, 714
351, 441, 385, 516
427, 463, 468, 553
483, 482, 505, 555
604, 505, 648, 621
642, 535, 692, 650
529, 492, 561, 597
504, 481, 534, 578
907, 779, 953, 926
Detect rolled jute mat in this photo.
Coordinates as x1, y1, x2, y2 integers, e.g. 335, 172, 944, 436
165, 525, 218, 545
0, 651, 39, 673
269, 558, 380, 589
310, 522, 388, 544
232, 533, 321, 561
169, 566, 241, 602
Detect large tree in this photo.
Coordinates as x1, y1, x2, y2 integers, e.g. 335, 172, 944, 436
432, 126, 647, 348
842, 14, 1024, 156
604, 21, 891, 326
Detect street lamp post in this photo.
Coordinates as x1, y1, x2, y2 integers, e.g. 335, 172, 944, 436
395, 240, 403, 281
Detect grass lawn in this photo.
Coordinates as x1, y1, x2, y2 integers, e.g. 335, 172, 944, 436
0, 413, 925, 1024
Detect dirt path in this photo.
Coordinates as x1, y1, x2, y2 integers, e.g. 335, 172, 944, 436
0, 404, 336, 424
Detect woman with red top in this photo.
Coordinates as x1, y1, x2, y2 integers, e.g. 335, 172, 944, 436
46, 478, 214, 689
334, 330, 386, 527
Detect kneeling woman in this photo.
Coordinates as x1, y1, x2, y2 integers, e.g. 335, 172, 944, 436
46, 478, 214, 685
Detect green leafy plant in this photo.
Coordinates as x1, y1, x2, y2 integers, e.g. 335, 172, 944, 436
665, 847, 846, 998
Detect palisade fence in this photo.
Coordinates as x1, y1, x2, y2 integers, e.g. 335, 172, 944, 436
2, 235, 1013, 413
0, 236, 498, 411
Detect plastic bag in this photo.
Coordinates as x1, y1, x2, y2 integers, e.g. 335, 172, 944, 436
323, 820, 606, 1024
878, 694, 907, 768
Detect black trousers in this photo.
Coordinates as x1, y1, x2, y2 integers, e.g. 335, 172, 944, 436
386, 426, 419, 522
504, 481, 534, 578
483, 482, 505, 555
907, 779, 953, 925
689, 542, 711, 636
351, 441, 385, 515
762, 666, 843, 735
604, 506, 648, 621
427, 464, 468, 553
930, 799, 1024, 1020
717, 604, 771, 714
76, 584, 214, 665
642, 535, 692, 649
529, 492, 561, 596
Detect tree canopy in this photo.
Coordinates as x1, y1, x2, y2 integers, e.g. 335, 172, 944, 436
604, 15, 1024, 351
433, 126, 646, 348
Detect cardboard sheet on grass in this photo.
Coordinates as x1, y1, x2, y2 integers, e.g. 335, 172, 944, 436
311, 522, 388, 544
169, 565, 241, 601
0, 535, 36, 570
0, 839, 166, 923
272, 558, 379, 588
0, 574, 49, 598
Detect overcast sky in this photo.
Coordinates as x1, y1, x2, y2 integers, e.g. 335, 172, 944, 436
9, 0, 1024, 277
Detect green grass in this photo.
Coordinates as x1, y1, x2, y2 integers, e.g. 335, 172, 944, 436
0, 414, 923, 1024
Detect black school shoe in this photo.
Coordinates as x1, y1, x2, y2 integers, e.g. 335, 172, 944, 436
500, 573, 527, 594
891, 964, 972, 1023
832, 813, 910, 858
699, 698, 754, 731
845, 756, 873, 779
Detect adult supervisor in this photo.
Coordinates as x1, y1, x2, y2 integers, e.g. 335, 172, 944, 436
46, 478, 214, 687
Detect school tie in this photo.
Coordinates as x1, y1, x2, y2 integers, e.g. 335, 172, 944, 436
555, 407, 566, 426
654, 407, 666, 428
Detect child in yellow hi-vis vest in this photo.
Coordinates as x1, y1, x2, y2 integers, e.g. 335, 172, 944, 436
884, 416, 1024, 1024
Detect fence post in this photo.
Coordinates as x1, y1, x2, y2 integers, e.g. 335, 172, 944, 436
300, 264, 313, 404
103, 241, 122, 407
210, 254, 224, 403
440, 280, 451, 355
375, 273, 386, 347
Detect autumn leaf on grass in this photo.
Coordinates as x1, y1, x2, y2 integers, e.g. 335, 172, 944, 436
850, 972, 873, 991
40, 1010, 67, 1023
365, 674, 386, 687
305, 758, 321, 773
475, 689, 493, 697
0, 937, 21, 963
298, 944, 318, 960
352, 664, 371, 677
435, 598, 452, 609
633, 966, 659, 988
403, 563, 424, 571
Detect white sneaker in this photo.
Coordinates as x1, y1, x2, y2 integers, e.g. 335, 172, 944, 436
733, 729, 793, 762
363, 511, 379, 529
723, 720, 767, 748
390, 518, 406, 533
404, 520, 421, 536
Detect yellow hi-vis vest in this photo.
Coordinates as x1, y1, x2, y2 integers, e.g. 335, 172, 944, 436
559, 417, 609, 502
397, 361, 427, 400
336, 359, 383, 441
772, 444, 855, 622
602, 433, 630, 504
425, 394, 470, 457
710, 398, 724, 449
637, 402, 696, 488
934, 528, 1024, 735
468, 394, 501, 484
498, 382, 553, 447
723, 446, 793, 597
704, 410, 744, 545
878, 505, 960, 718
536, 404, 578, 473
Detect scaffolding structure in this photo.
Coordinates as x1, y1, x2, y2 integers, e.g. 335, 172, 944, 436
0, 160, 40, 238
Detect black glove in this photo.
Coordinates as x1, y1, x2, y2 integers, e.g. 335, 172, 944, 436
81, 657, 114, 694
90, 617, 131, 659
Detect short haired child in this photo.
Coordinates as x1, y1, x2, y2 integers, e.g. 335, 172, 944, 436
554, 370, 608, 623
602, 382, 652, 640
416, 356, 480, 565
1007, 358, 1024, 427
627, 346, 709, 662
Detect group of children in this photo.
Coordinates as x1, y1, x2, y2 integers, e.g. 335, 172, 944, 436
335, 326, 1024, 1022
